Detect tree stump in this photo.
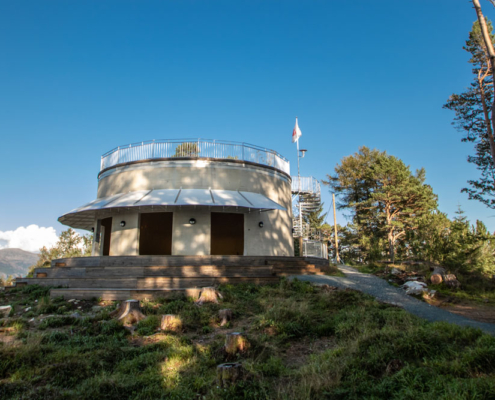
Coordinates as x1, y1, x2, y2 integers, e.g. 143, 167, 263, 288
196, 287, 223, 305
219, 309, 233, 326
115, 300, 145, 326
216, 363, 243, 387
160, 314, 182, 332
0, 305, 12, 318
225, 332, 249, 355
430, 267, 446, 285
444, 274, 461, 289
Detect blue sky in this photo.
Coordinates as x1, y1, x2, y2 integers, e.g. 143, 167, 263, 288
0, 0, 493, 250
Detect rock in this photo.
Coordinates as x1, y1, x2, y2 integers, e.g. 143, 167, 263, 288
402, 281, 428, 296
28, 318, 35, 323
70, 312, 81, 319
92, 306, 103, 313
68, 299, 76, 303
391, 268, 401, 275
24, 307, 31, 312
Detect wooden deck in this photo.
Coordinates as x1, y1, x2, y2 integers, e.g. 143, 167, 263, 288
15, 255, 330, 300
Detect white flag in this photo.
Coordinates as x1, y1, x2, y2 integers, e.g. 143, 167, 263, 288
292, 117, 302, 143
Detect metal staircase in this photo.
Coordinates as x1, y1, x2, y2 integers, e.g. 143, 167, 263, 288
291, 176, 322, 239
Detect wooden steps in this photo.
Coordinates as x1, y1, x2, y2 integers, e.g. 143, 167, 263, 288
50, 288, 202, 301
13, 255, 330, 300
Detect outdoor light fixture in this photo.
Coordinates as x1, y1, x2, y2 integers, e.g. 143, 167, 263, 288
120, 221, 126, 227
299, 149, 307, 158
91, 227, 95, 233
259, 222, 264, 228
189, 218, 196, 225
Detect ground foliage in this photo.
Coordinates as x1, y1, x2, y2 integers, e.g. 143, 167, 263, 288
1, 282, 494, 399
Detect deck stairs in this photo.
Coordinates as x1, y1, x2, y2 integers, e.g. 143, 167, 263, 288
14, 256, 330, 300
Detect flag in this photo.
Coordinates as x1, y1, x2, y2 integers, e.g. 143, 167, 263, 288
292, 117, 302, 143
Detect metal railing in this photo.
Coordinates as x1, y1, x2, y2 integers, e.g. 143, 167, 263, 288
291, 176, 320, 194
303, 240, 329, 259
100, 139, 290, 175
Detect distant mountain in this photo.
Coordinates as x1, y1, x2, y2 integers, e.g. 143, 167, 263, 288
0, 248, 38, 278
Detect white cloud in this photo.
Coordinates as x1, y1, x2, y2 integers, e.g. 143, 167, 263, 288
0, 225, 59, 253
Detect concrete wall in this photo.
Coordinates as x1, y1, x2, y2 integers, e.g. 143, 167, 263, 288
97, 160, 292, 210
172, 210, 210, 255
95, 160, 293, 256
109, 213, 139, 256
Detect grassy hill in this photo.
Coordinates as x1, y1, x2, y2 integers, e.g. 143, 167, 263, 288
0, 280, 494, 399
0, 249, 38, 279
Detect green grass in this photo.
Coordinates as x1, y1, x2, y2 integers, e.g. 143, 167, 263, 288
0, 282, 494, 399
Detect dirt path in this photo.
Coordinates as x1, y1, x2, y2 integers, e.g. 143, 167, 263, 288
292, 265, 495, 335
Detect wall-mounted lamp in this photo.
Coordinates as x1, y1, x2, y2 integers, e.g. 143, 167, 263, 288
120, 221, 126, 227
189, 218, 196, 225
91, 227, 95, 233
258, 222, 264, 228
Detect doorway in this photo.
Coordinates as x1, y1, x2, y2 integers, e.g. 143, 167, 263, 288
139, 212, 173, 255
211, 212, 244, 255
101, 217, 112, 256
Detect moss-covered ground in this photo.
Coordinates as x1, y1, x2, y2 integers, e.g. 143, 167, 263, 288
1, 281, 494, 399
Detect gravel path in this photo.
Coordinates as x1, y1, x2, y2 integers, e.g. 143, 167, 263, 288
292, 265, 495, 335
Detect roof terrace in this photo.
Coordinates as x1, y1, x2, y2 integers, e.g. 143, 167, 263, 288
100, 139, 290, 175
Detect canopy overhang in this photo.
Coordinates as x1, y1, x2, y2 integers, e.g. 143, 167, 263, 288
58, 189, 286, 230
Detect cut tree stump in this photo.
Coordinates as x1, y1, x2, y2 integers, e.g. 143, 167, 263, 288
160, 314, 182, 331
225, 332, 249, 355
430, 267, 446, 285
114, 300, 145, 326
217, 363, 243, 387
196, 287, 223, 305
444, 274, 461, 289
0, 305, 12, 318
219, 309, 233, 326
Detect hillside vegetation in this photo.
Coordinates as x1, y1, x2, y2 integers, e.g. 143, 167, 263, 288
1, 280, 494, 399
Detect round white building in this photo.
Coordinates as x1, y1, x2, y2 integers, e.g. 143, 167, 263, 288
59, 139, 294, 257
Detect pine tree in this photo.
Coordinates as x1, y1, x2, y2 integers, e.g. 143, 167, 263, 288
303, 203, 328, 231
444, 20, 495, 208
327, 147, 438, 263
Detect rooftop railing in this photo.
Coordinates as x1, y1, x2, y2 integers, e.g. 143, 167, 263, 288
291, 176, 321, 195
100, 139, 290, 175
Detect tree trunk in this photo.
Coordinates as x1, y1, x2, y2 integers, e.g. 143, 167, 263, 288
472, 0, 495, 167
389, 238, 395, 264
114, 300, 145, 326
160, 314, 182, 332
225, 332, 249, 355
196, 287, 222, 305
216, 363, 243, 387
430, 267, 446, 285
219, 309, 233, 326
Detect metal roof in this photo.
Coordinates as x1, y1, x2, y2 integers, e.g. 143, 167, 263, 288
58, 189, 286, 230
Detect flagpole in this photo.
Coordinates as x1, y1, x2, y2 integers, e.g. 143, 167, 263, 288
296, 118, 303, 255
